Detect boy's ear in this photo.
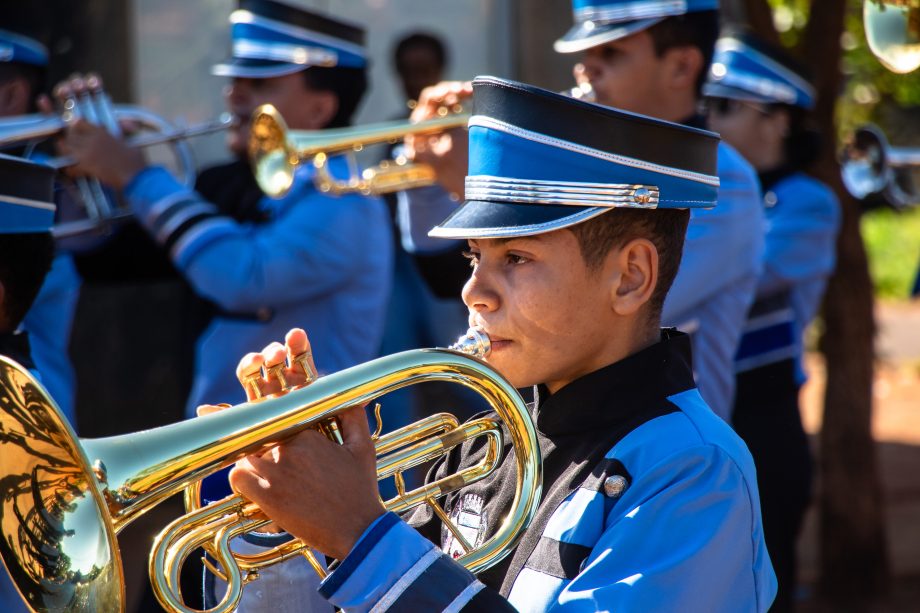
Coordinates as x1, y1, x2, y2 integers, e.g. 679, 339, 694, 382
661, 45, 704, 92
609, 238, 657, 316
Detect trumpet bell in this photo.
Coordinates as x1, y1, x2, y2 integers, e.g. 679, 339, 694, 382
0, 356, 124, 612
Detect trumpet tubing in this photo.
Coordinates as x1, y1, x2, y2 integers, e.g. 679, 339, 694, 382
0, 330, 541, 613
249, 103, 469, 198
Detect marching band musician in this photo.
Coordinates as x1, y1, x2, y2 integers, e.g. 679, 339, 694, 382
705, 30, 840, 612
0, 154, 57, 612
405, 0, 766, 422
0, 29, 81, 424
215, 78, 777, 612
56, 0, 392, 417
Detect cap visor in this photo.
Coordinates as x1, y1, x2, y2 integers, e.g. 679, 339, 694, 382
703, 83, 776, 105
428, 199, 611, 240
212, 58, 309, 79
554, 18, 663, 54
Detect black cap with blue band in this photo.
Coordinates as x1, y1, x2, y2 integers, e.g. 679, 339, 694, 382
428, 77, 720, 240
554, 0, 720, 54
212, 0, 367, 79
0, 29, 48, 67
704, 31, 816, 109
0, 154, 56, 234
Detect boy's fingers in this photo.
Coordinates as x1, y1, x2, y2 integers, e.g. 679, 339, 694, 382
195, 403, 230, 417
285, 328, 318, 385
237, 353, 266, 401
338, 406, 372, 449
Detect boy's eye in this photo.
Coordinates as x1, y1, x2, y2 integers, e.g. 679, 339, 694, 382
506, 253, 529, 265
461, 249, 480, 269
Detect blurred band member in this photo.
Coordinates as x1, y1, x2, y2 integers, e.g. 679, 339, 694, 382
58, 0, 392, 417
706, 30, 840, 612
0, 28, 81, 423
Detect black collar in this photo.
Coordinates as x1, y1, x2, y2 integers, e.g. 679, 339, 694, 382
0, 331, 35, 371
533, 329, 695, 436
758, 164, 798, 191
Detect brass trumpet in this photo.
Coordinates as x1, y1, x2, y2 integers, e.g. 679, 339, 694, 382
0, 330, 541, 613
248, 103, 469, 198
0, 76, 231, 237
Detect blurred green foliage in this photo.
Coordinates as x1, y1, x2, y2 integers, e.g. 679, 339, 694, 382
861, 206, 920, 298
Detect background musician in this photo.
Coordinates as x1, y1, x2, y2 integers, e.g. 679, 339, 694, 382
0, 28, 81, 424
705, 29, 841, 611
214, 77, 777, 612
56, 0, 393, 419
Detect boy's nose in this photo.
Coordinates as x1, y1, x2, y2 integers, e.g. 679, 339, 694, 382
462, 270, 499, 314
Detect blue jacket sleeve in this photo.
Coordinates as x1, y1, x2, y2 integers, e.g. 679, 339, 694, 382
662, 143, 765, 323
757, 179, 840, 298
534, 444, 776, 613
123, 166, 383, 313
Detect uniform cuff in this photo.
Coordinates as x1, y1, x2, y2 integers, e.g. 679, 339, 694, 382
318, 512, 433, 609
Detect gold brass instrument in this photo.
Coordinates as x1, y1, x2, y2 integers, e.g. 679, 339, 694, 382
841, 123, 920, 209
0, 330, 542, 613
248, 103, 469, 198
864, 1, 920, 74
0, 76, 231, 237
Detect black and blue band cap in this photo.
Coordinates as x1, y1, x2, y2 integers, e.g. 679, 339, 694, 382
212, 0, 367, 79
428, 77, 720, 240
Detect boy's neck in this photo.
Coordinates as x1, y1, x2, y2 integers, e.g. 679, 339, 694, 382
544, 321, 662, 395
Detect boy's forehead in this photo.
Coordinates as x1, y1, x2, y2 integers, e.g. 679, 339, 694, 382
470, 235, 549, 248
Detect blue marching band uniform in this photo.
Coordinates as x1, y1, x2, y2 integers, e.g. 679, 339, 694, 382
705, 29, 840, 611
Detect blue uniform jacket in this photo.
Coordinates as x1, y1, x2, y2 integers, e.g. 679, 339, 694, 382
226, 331, 777, 612
662, 141, 764, 420
122, 158, 393, 414
733, 172, 840, 382
21, 253, 80, 422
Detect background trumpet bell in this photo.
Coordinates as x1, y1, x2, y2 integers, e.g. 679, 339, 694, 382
841, 123, 920, 210
248, 103, 469, 198
0, 329, 540, 613
864, 0, 920, 74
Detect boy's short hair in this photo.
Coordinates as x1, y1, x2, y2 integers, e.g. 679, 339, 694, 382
0, 232, 54, 330
302, 66, 368, 128
647, 11, 720, 98
568, 208, 690, 320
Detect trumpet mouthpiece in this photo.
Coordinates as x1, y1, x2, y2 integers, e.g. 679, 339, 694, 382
448, 328, 491, 358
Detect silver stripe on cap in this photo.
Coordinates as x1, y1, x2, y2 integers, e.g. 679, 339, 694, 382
0, 194, 55, 211
233, 39, 338, 66
710, 65, 799, 105
468, 114, 720, 188
230, 10, 366, 59
464, 175, 660, 208
575, 0, 687, 23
